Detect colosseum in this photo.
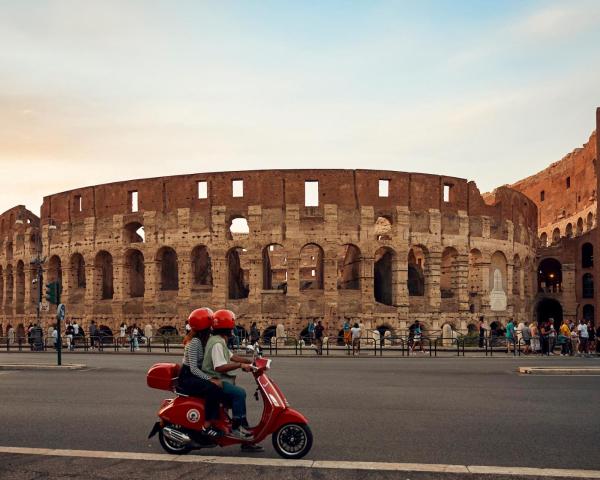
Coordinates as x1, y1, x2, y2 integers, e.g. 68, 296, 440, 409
0, 108, 598, 339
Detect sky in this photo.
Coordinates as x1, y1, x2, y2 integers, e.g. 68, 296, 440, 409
1, 0, 599, 215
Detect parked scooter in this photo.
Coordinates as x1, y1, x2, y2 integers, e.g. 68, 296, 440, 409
147, 345, 313, 459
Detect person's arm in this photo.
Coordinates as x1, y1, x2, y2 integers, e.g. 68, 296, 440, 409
213, 343, 252, 373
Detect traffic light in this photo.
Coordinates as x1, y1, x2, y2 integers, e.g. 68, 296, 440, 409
45, 281, 61, 305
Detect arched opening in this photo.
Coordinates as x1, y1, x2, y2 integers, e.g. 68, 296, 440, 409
538, 258, 562, 293
408, 247, 426, 296
228, 217, 249, 239
582, 304, 595, 322
227, 247, 249, 299
300, 244, 324, 290
540, 233, 548, 247
374, 216, 392, 241
576, 218, 584, 236
582, 243, 593, 269
124, 222, 145, 243
337, 244, 361, 290
565, 223, 573, 238
374, 247, 395, 306
536, 298, 563, 331
125, 249, 145, 298
582, 273, 594, 298
587, 212, 594, 231
15, 261, 25, 314
551, 228, 560, 245
191, 245, 213, 289
47, 255, 62, 304
69, 253, 86, 303
5, 265, 13, 307
94, 251, 114, 300
6, 241, 13, 261
440, 247, 459, 298
156, 247, 179, 291
263, 244, 287, 291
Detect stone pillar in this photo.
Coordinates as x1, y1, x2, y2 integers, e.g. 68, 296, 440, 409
210, 253, 227, 307
178, 254, 192, 300
25, 264, 38, 314
361, 255, 375, 314
427, 248, 441, 312
456, 253, 470, 312
143, 260, 159, 304
479, 260, 491, 310
286, 255, 300, 297
247, 249, 262, 304
112, 255, 125, 302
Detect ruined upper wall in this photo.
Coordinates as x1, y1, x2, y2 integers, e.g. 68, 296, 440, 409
0, 206, 40, 238
510, 131, 597, 231
40, 169, 537, 231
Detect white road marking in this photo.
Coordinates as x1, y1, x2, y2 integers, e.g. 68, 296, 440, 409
0, 446, 599, 478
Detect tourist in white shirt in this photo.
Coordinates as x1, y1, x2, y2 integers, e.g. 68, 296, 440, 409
350, 323, 361, 356
577, 320, 589, 356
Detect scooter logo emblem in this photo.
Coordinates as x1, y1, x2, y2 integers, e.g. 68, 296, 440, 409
186, 409, 200, 423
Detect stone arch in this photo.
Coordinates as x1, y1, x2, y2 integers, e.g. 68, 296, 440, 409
565, 223, 573, 238
69, 253, 86, 303
191, 245, 213, 289
125, 249, 145, 298
124, 221, 145, 243
582, 273, 594, 298
582, 242, 593, 269
300, 243, 324, 290
535, 298, 562, 331
263, 244, 287, 291
582, 304, 595, 321
440, 247, 459, 298
576, 217, 584, 236
551, 228, 560, 245
408, 246, 427, 296
15, 260, 25, 313
337, 244, 361, 290
156, 247, 179, 291
48, 255, 62, 284
374, 216, 392, 241
94, 251, 114, 300
587, 212, 594, 231
227, 247, 249, 299
540, 232, 548, 247
374, 246, 396, 306
538, 257, 562, 293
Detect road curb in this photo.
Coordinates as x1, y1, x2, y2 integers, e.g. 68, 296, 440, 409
0, 363, 86, 371
518, 366, 600, 375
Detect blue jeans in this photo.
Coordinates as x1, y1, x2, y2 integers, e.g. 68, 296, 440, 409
222, 381, 246, 420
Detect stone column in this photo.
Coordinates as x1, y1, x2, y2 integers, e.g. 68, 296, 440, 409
178, 254, 192, 300
456, 253, 470, 312
361, 255, 375, 314
210, 253, 227, 307
112, 255, 125, 302
427, 248, 441, 312
247, 249, 262, 304
25, 264, 38, 314
143, 260, 159, 304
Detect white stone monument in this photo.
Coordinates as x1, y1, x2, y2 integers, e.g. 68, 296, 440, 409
490, 268, 507, 311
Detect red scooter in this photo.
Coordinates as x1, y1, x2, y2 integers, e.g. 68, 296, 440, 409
147, 348, 313, 459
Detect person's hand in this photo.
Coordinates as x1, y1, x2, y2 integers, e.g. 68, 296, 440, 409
210, 378, 223, 388
241, 363, 254, 372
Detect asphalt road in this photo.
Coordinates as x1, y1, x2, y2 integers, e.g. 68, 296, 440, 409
0, 352, 599, 473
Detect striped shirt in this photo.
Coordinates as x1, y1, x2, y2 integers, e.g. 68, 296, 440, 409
183, 337, 211, 380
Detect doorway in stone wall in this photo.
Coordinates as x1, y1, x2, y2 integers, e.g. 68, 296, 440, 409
536, 298, 563, 331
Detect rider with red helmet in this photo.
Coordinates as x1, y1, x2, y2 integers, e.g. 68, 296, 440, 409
202, 309, 263, 451
178, 308, 228, 438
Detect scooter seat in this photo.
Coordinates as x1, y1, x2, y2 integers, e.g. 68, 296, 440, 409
174, 387, 190, 397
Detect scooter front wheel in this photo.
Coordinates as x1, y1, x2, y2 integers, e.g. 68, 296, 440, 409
272, 423, 313, 459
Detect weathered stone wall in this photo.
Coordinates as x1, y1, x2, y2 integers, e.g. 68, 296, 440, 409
0, 170, 537, 336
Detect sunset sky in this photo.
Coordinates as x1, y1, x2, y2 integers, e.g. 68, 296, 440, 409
1, 0, 599, 215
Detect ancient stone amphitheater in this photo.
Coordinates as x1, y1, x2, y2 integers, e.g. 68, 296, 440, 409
0, 169, 538, 336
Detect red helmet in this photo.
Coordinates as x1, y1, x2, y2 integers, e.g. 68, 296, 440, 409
188, 308, 214, 331
212, 309, 235, 330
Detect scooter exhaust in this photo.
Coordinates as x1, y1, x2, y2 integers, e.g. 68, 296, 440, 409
162, 426, 192, 445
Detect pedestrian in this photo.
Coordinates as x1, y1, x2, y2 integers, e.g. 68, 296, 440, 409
530, 322, 540, 354
144, 323, 153, 343
586, 320, 595, 355
65, 321, 74, 351
342, 318, 351, 348
119, 322, 127, 348
577, 319, 589, 357
539, 321, 550, 355
250, 322, 260, 345
547, 319, 557, 355
131, 323, 140, 351
52, 324, 59, 351
558, 319, 571, 356
27, 323, 33, 351
521, 322, 531, 354
314, 321, 325, 355
351, 322, 361, 356
89, 320, 98, 350
73, 320, 80, 337
505, 318, 516, 353
7, 324, 15, 345
410, 321, 426, 354
307, 319, 315, 346
596, 325, 600, 354
478, 316, 486, 348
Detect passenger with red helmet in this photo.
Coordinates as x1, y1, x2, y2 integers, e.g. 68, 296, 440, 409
178, 308, 227, 439
202, 309, 262, 450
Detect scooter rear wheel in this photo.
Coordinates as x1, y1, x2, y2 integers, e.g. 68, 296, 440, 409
158, 427, 192, 455
272, 423, 313, 459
